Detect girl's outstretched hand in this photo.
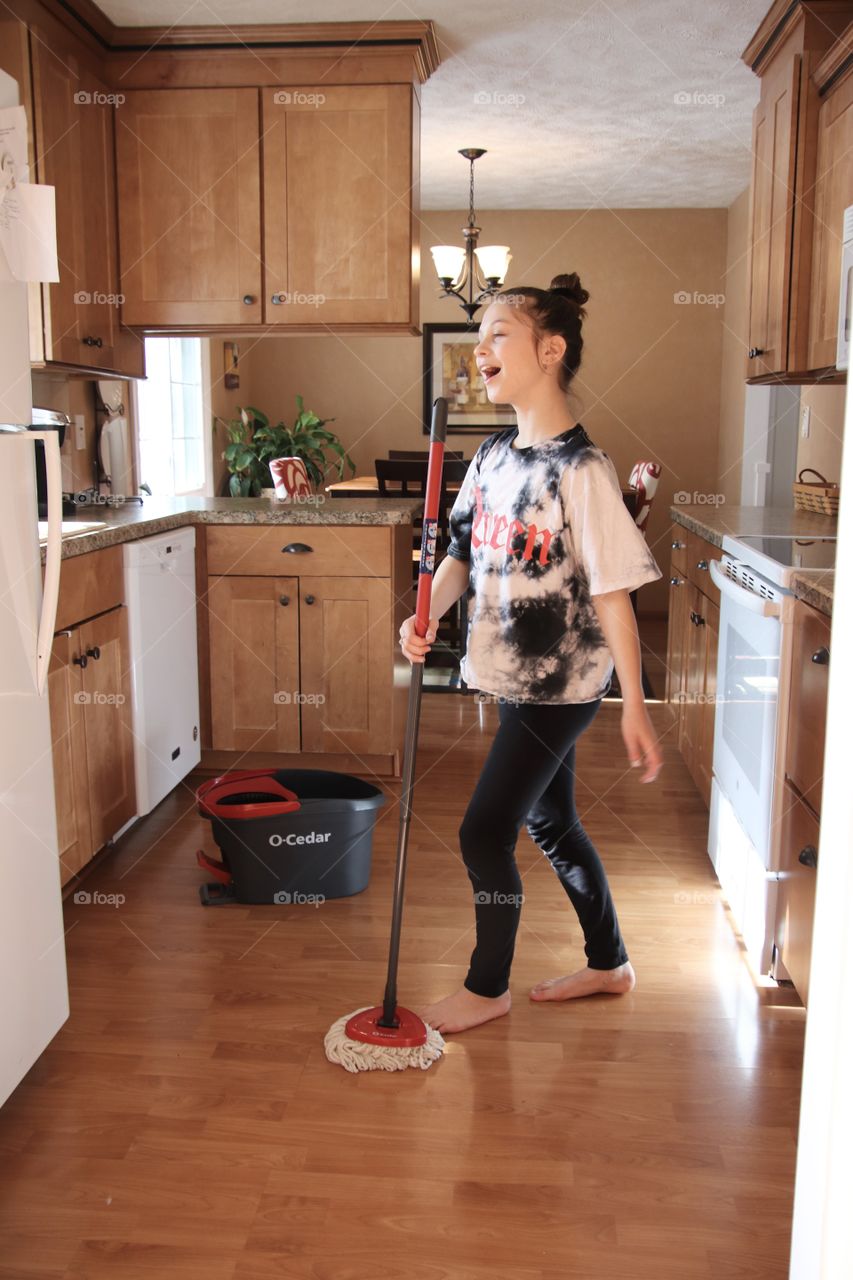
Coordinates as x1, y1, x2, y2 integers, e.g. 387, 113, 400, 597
399, 614, 438, 664
621, 701, 663, 783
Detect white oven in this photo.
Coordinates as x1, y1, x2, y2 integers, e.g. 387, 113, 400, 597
708, 554, 789, 971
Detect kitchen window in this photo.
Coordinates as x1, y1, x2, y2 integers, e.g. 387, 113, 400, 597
134, 337, 212, 496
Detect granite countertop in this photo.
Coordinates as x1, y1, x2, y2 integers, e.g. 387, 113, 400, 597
789, 569, 834, 618
41, 495, 425, 561
668, 502, 838, 547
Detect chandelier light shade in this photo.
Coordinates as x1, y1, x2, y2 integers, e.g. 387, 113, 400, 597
430, 148, 511, 322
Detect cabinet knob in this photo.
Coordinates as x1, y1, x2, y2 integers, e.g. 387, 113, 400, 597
85, 646, 101, 660
748, 347, 765, 359
798, 844, 818, 869
282, 542, 313, 554
689, 610, 705, 627
82, 336, 103, 348
72, 653, 88, 668
670, 576, 682, 586
271, 292, 284, 305
696, 559, 708, 571
242, 294, 256, 305
811, 646, 829, 665
304, 594, 316, 605
279, 594, 290, 606
671, 539, 684, 550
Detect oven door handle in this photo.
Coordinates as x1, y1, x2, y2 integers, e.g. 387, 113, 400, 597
709, 558, 782, 618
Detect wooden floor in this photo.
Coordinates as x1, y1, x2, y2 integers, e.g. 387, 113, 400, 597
0, 695, 806, 1280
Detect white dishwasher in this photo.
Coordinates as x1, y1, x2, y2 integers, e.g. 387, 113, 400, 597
123, 528, 201, 815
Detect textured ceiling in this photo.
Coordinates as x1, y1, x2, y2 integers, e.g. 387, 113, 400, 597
98, 0, 768, 208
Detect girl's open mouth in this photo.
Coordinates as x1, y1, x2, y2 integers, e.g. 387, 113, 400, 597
480, 365, 501, 383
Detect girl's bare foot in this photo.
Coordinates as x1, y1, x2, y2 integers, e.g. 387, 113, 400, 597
418, 987, 511, 1033
529, 961, 636, 1002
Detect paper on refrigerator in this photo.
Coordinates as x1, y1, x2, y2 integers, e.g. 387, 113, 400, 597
0, 104, 59, 284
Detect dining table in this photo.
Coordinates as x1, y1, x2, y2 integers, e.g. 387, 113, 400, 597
325, 473, 639, 516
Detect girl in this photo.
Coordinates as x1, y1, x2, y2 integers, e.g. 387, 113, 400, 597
399, 273, 664, 1035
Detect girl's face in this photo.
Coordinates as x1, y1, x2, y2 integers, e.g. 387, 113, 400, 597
474, 299, 563, 405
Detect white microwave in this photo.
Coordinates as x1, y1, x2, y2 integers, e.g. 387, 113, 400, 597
837, 204, 853, 371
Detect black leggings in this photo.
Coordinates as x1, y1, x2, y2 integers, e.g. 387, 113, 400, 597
460, 697, 629, 998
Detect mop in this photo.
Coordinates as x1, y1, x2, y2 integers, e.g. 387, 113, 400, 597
324, 397, 450, 1073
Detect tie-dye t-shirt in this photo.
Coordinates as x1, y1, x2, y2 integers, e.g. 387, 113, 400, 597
445, 423, 662, 704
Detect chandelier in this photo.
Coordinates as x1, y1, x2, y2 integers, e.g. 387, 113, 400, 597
430, 148, 511, 322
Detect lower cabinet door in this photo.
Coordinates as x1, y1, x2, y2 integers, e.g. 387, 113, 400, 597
79, 607, 137, 848
48, 631, 94, 885
696, 595, 719, 809
298, 576, 392, 754
777, 782, 820, 1005
207, 575, 300, 751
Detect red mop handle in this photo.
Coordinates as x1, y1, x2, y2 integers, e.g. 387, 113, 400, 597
414, 397, 449, 638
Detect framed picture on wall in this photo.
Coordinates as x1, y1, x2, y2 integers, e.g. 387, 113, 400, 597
422, 322, 516, 434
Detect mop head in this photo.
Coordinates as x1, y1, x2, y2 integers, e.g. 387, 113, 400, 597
324, 1007, 445, 1073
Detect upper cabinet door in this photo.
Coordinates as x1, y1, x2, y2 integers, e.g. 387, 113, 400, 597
808, 70, 853, 372
262, 84, 417, 327
116, 89, 262, 326
746, 53, 800, 379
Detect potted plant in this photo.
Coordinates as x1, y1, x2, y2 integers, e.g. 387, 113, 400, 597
218, 398, 355, 498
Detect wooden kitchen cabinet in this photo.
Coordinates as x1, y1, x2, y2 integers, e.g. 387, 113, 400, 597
807, 40, 853, 371
47, 548, 137, 886
774, 597, 831, 1003
298, 576, 393, 754
28, 29, 144, 378
742, 2, 853, 382
261, 84, 418, 327
666, 523, 720, 807
115, 89, 262, 327
207, 575, 301, 753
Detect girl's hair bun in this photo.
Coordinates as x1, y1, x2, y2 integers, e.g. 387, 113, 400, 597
549, 272, 590, 309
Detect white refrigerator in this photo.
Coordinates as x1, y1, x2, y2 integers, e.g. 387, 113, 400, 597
0, 71, 69, 1105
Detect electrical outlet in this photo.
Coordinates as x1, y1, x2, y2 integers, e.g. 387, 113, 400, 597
800, 405, 811, 439
74, 414, 86, 450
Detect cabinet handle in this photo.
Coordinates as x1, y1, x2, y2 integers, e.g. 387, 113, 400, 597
696, 559, 708, 571
748, 347, 765, 359
304, 594, 316, 605
85, 646, 101, 660
671, 539, 684, 550
282, 542, 313, 554
82, 336, 103, 348
670, 575, 682, 586
72, 653, 88, 668
279, 594, 290, 606
690, 610, 705, 627
798, 844, 818, 869
242, 294, 256, 305
811, 646, 829, 665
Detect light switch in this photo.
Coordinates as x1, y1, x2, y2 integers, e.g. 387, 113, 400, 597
74, 414, 86, 450
800, 405, 811, 439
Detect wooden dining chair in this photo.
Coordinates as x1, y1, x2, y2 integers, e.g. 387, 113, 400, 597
388, 448, 466, 462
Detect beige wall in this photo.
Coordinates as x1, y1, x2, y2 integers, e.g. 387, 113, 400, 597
246, 208, 729, 615
797, 383, 846, 484
716, 187, 751, 504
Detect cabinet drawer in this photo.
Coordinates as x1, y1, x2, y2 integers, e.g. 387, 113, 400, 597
786, 599, 831, 814
54, 545, 124, 632
669, 524, 688, 573
686, 529, 720, 606
205, 525, 390, 578
776, 781, 820, 1005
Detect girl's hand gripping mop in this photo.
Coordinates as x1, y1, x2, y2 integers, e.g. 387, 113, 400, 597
324, 398, 449, 1072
